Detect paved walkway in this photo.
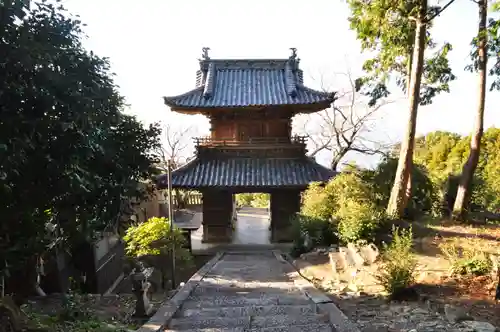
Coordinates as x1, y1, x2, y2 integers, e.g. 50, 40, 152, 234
166, 252, 335, 331
188, 207, 272, 252
232, 208, 270, 245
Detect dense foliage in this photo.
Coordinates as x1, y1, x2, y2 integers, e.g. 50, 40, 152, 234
293, 127, 500, 256
348, 0, 455, 105
363, 158, 439, 218
298, 172, 384, 246
235, 193, 270, 208
123, 217, 192, 290
123, 217, 189, 259
412, 128, 500, 213
0, 1, 161, 288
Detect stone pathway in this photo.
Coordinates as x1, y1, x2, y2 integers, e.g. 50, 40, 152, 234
166, 252, 335, 331
232, 208, 271, 245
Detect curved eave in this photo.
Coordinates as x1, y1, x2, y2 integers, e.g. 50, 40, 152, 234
156, 157, 337, 190
163, 88, 336, 114
163, 86, 205, 109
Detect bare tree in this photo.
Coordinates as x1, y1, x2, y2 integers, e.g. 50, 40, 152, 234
298, 70, 394, 171
156, 123, 196, 170
154, 123, 198, 209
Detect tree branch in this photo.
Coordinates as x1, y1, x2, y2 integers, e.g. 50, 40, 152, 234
297, 69, 393, 170
426, 0, 457, 23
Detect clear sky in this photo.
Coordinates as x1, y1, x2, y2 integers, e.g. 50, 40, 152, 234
61, 0, 499, 168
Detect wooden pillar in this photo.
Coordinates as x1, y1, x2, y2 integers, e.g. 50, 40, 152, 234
201, 190, 233, 243
270, 189, 301, 243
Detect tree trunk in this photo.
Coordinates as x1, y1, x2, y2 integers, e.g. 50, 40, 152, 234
330, 147, 348, 171
452, 0, 487, 220
401, 59, 414, 210
386, 0, 427, 218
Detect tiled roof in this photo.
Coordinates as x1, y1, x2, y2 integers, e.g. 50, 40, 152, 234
156, 157, 336, 189
163, 55, 335, 109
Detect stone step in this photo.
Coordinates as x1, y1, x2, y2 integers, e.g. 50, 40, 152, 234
192, 244, 292, 255
179, 304, 316, 318
169, 313, 326, 330
247, 323, 333, 332
166, 323, 332, 332
167, 328, 244, 332
181, 293, 311, 309
190, 284, 302, 297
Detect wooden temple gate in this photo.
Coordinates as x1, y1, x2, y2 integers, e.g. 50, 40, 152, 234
157, 48, 336, 244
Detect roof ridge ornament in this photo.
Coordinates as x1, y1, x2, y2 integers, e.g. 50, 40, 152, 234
289, 48, 297, 61
201, 47, 210, 60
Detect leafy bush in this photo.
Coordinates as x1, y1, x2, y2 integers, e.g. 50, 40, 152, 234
25, 295, 132, 332
290, 214, 337, 256
123, 217, 192, 289
301, 182, 338, 221
251, 193, 270, 208
27, 311, 131, 332
439, 238, 492, 276
300, 173, 384, 245
365, 158, 439, 218
235, 193, 254, 207
124, 216, 189, 258
235, 193, 270, 208
376, 226, 417, 297
336, 200, 383, 244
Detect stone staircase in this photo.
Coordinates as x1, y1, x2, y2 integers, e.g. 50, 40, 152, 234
165, 252, 335, 332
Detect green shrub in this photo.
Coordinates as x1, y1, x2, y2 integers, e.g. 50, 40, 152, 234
123, 217, 189, 259
376, 226, 417, 297
250, 193, 270, 208
336, 200, 383, 244
439, 239, 492, 276
302, 173, 376, 220
300, 172, 384, 246
123, 217, 192, 289
365, 158, 439, 218
235, 193, 270, 208
300, 182, 336, 220
290, 214, 337, 256
235, 193, 254, 207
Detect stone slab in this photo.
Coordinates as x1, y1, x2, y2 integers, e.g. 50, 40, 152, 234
180, 293, 311, 309
169, 316, 251, 330
180, 304, 315, 318
170, 313, 325, 330
167, 328, 244, 332
247, 323, 333, 332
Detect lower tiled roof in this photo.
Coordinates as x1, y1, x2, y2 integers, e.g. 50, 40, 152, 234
156, 157, 335, 189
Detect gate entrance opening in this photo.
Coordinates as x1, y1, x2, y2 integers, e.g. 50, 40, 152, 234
233, 193, 271, 245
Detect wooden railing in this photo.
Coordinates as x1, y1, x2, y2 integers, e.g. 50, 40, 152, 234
193, 135, 307, 147
172, 192, 203, 207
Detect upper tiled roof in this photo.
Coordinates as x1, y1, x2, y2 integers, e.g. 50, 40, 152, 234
163, 49, 336, 109
156, 157, 336, 189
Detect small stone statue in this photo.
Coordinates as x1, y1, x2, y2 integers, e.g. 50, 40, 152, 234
132, 268, 154, 318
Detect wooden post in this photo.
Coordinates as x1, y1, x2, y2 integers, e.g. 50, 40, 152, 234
166, 160, 176, 289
